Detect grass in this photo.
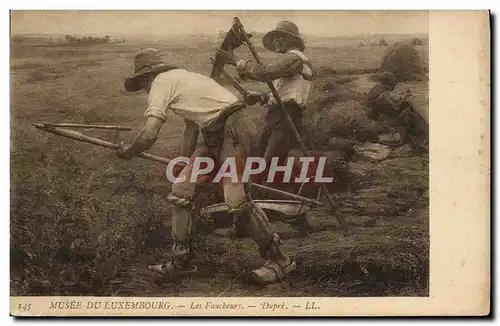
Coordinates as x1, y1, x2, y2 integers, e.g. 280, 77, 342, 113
10, 36, 429, 297
12, 58, 102, 84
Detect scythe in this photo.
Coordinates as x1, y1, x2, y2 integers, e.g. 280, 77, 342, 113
209, 26, 253, 83
205, 19, 324, 233
230, 17, 352, 235
32, 21, 334, 234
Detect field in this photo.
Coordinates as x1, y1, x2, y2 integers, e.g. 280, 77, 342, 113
10, 34, 429, 297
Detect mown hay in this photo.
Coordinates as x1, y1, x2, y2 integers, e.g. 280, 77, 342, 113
304, 100, 386, 148
309, 76, 366, 108
313, 67, 379, 79
411, 38, 424, 46
296, 223, 429, 296
344, 145, 429, 215
378, 39, 389, 46
292, 144, 429, 296
380, 43, 427, 82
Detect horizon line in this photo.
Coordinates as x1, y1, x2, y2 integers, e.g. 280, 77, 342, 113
11, 31, 429, 37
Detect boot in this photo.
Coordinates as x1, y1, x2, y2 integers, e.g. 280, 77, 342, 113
150, 196, 199, 280
148, 244, 198, 280
250, 233, 296, 284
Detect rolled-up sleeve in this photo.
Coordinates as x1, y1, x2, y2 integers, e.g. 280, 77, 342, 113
239, 53, 302, 82
143, 77, 178, 122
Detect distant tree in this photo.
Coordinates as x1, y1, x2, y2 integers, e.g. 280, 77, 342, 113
60, 34, 115, 45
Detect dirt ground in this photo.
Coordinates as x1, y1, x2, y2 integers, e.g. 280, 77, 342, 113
10, 35, 429, 297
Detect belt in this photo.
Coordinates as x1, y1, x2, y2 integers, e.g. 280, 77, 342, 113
202, 101, 245, 133
201, 101, 245, 148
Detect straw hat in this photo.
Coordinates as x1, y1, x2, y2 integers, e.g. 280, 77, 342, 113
262, 21, 305, 52
124, 48, 177, 92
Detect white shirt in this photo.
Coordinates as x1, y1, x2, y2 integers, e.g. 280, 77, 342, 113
143, 69, 239, 128
268, 49, 312, 106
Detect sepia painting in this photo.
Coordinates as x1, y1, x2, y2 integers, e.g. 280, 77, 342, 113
10, 10, 433, 310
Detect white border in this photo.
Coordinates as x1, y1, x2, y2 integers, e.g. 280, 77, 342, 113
2, 1, 500, 10
3, 2, 496, 325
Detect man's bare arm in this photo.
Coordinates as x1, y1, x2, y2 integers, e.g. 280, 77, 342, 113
116, 117, 163, 160
180, 119, 199, 158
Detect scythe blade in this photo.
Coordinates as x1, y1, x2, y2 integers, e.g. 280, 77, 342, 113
209, 20, 252, 83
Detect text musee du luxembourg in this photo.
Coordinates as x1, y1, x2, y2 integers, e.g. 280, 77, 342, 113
48, 300, 320, 311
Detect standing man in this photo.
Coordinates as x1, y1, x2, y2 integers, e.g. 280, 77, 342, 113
218, 21, 313, 164
116, 48, 296, 285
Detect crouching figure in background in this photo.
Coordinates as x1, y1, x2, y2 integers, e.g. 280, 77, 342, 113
366, 71, 428, 150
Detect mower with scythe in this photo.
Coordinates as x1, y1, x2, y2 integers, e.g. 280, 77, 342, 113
33, 17, 352, 238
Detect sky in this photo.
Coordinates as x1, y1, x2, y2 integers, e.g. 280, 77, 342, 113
10, 11, 429, 37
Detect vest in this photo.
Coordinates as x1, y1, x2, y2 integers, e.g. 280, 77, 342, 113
268, 49, 313, 107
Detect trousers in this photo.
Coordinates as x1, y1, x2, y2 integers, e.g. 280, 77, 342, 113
263, 102, 304, 162
168, 105, 285, 260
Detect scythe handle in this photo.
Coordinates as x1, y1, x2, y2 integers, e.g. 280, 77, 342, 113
209, 57, 249, 97
33, 123, 174, 165
37, 122, 131, 131
33, 123, 323, 207
233, 18, 352, 235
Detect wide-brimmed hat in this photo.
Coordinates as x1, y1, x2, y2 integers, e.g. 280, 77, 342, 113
124, 48, 174, 92
263, 21, 305, 52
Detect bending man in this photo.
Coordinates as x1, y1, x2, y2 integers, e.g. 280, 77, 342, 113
116, 48, 295, 285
